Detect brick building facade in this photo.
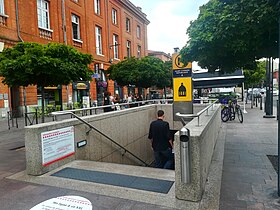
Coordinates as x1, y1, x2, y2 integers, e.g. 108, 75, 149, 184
0, 0, 149, 116
147, 50, 171, 62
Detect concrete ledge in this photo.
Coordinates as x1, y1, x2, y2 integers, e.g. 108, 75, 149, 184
174, 104, 221, 201
199, 124, 226, 209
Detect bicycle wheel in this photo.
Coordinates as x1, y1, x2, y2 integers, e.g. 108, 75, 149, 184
229, 106, 235, 121
237, 107, 243, 123
221, 107, 230, 122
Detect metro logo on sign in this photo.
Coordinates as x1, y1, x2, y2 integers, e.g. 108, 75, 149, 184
172, 53, 192, 70
173, 77, 192, 102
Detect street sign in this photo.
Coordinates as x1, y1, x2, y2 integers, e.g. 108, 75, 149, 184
173, 69, 192, 78
172, 52, 192, 102
92, 73, 100, 79
172, 53, 192, 70
172, 52, 193, 119
173, 77, 192, 101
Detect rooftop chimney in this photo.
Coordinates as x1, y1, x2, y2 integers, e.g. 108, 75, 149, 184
174, 47, 180, 53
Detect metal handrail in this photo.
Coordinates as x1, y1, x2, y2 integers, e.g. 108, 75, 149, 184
51, 99, 173, 120
176, 99, 219, 126
51, 111, 150, 167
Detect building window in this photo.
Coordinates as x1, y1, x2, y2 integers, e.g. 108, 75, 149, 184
72, 14, 81, 40
94, 0, 100, 15
113, 34, 119, 59
136, 25, 141, 38
126, 40, 131, 58
95, 26, 102, 55
126, 18, 130, 32
112, 9, 117, 25
0, 0, 5, 15
137, 45, 141, 58
37, 0, 50, 29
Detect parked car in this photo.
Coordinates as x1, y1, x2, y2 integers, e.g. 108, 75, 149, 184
260, 88, 266, 95
247, 88, 262, 99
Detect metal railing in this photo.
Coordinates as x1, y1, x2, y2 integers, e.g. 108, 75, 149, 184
24, 109, 38, 126
51, 111, 150, 167
176, 99, 219, 126
7, 110, 19, 129
51, 99, 173, 121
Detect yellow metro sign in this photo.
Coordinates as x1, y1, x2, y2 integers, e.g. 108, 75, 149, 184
173, 78, 192, 101
172, 53, 192, 70
172, 52, 192, 102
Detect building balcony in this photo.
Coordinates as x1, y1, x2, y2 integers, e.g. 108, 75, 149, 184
39, 27, 53, 40
73, 39, 83, 48
0, 14, 8, 26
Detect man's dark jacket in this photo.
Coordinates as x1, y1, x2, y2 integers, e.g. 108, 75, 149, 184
148, 119, 171, 151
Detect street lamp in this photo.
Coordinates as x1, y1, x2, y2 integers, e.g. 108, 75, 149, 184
277, 9, 280, 197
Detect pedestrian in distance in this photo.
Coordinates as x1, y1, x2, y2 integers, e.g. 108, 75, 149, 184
103, 91, 113, 112
148, 110, 174, 169
114, 94, 121, 110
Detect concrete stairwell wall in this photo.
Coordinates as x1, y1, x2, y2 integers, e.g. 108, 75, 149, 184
174, 104, 221, 202
25, 104, 174, 175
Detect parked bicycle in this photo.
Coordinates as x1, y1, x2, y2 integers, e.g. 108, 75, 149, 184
221, 98, 243, 123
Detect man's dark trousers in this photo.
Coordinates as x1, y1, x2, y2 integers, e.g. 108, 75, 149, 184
154, 148, 173, 169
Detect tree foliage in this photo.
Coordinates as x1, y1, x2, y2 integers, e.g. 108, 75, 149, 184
158, 60, 172, 88
181, 0, 279, 72
0, 42, 93, 122
0, 42, 93, 87
107, 56, 172, 89
244, 61, 266, 88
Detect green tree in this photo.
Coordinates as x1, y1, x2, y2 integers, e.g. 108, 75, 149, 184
157, 60, 172, 98
107, 56, 172, 93
107, 57, 139, 87
244, 61, 266, 89
156, 60, 172, 89
0, 42, 93, 122
181, 0, 279, 72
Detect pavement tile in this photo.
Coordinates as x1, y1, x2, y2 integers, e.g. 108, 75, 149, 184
219, 200, 248, 210
246, 202, 265, 210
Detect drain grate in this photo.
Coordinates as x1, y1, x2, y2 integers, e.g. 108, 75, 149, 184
51, 167, 174, 194
267, 155, 278, 174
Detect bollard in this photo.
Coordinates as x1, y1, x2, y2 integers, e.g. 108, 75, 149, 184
264, 96, 267, 113
277, 100, 279, 120
260, 96, 262, 110
180, 127, 191, 184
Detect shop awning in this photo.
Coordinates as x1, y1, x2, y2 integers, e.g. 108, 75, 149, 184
193, 70, 244, 88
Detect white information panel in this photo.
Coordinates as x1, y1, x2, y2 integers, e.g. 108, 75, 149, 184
30, 195, 92, 210
41, 126, 75, 166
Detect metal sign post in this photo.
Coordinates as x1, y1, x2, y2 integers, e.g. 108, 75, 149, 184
277, 13, 280, 197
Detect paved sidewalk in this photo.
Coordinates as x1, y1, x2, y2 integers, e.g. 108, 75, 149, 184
0, 103, 280, 209
219, 103, 280, 209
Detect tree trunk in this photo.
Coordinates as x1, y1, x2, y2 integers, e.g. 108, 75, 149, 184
23, 87, 27, 114
41, 87, 45, 123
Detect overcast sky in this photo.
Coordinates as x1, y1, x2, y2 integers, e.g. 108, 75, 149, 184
130, 0, 209, 55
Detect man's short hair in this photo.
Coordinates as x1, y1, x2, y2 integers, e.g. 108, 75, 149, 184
157, 110, 164, 117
